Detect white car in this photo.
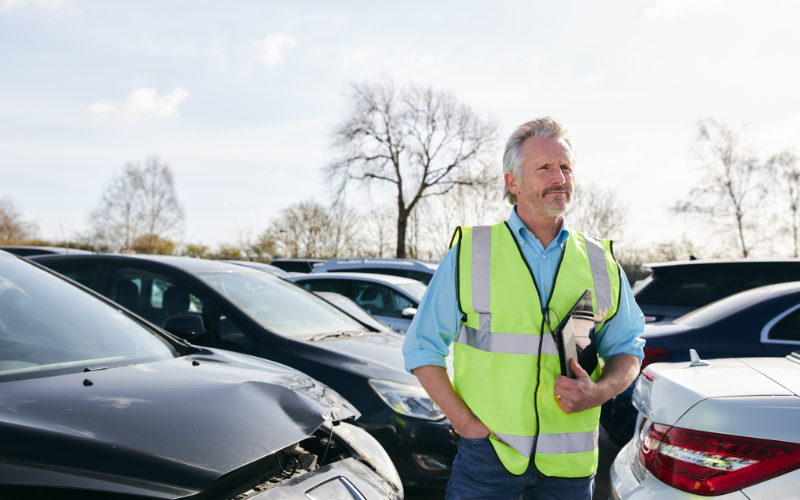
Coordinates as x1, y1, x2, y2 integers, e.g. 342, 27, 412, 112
611, 351, 800, 499
288, 273, 426, 332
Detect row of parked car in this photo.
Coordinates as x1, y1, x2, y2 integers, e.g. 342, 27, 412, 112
2, 246, 800, 498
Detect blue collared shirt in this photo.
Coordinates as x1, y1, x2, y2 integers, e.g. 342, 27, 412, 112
402, 207, 645, 374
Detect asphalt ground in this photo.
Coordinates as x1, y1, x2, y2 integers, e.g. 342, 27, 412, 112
407, 429, 623, 500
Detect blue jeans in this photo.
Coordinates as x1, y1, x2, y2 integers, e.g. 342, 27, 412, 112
445, 436, 595, 500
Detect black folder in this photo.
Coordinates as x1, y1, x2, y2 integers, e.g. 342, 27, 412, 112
554, 289, 598, 378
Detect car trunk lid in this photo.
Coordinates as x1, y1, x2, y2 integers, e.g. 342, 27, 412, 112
633, 357, 793, 426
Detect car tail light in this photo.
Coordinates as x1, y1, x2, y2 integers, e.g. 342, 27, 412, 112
641, 347, 671, 371
641, 368, 655, 381
644, 316, 658, 323
640, 424, 800, 495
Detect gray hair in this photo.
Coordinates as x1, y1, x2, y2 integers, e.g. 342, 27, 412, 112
502, 116, 576, 205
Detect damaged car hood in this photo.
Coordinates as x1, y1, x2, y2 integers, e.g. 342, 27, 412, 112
0, 348, 358, 498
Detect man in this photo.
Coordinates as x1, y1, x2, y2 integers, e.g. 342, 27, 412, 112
403, 117, 645, 500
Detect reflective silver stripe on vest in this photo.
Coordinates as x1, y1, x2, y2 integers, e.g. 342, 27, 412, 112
456, 325, 559, 356
494, 433, 535, 458
584, 235, 612, 322
471, 225, 492, 332
536, 430, 599, 454
490, 429, 599, 458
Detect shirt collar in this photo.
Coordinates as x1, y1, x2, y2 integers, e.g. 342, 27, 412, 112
507, 206, 570, 248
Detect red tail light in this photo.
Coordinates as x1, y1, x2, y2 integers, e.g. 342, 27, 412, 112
640, 424, 800, 495
641, 347, 671, 371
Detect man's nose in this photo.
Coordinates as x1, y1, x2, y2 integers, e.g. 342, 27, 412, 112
549, 167, 567, 185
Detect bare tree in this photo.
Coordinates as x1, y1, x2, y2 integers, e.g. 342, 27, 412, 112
139, 155, 185, 252
567, 181, 629, 239
91, 155, 185, 253
672, 120, 765, 258
0, 197, 38, 244
271, 200, 361, 258
769, 151, 800, 257
237, 227, 277, 261
365, 206, 396, 258
327, 80, 498, 258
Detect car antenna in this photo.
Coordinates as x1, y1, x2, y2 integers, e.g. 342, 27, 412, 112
689, 349, 709, 367
60, 222, 70, 255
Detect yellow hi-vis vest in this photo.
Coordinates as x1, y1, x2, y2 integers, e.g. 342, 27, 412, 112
451, 222, 621, 477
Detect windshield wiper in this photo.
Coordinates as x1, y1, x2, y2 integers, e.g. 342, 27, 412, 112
83, 365, 123, 372
307, 331, 366, 342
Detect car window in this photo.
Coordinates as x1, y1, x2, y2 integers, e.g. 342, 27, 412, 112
107, 267, 204, 327
215, 306, 260, 352
674, 287, 771, 327
48, 264, 99, 288
0, 254, 176, 382
351, 281, 410, 318
737, 264, 800, 292
768, 307, 800, 342
635, 265, 743, 307
300, 279, 349, 295
397, 282, 426, 301
197, 272, 366, 338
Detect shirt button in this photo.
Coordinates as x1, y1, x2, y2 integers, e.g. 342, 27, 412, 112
545, 287, 549, 291
528, 231, 532, 236
541, 255, 545, 259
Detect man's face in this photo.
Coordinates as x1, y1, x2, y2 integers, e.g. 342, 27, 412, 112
505, 136, 575, 218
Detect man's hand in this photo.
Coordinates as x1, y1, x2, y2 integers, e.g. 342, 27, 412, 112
458, 414, 492, 439
554, 354, 640, 414
554, 359, 602, 414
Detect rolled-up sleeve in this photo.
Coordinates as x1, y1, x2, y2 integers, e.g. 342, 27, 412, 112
402, 247, 462, 374
596, 264, 646, 361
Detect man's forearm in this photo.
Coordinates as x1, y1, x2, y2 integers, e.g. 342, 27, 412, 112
413, 365, 490, 438
596, 354, 641, 402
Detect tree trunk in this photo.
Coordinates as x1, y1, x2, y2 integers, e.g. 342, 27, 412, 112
396, 210, 408, 259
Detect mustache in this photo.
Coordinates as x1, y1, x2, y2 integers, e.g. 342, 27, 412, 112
541, 186, 572, 196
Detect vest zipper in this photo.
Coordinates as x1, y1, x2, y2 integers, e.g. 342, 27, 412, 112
502, 222, 571, 472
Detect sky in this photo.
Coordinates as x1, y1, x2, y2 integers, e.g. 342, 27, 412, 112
2, 0, 800, 251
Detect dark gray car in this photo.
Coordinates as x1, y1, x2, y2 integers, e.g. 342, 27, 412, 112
634, 259, 800, 323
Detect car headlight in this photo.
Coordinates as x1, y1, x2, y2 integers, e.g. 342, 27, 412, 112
331, 422, 403, 497
368, 378, 445, 421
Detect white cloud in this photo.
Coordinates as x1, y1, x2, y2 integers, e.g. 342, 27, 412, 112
645, 0, 727, 21
252, 34, 296, 68
0, 0, 69, 13
88, 87, 189, 123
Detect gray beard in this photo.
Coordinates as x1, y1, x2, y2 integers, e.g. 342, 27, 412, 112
524, 196, 572, 218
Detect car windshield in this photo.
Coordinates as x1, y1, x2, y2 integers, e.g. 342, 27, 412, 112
397, 282, 427, 301
0, 253, 177, 382
196, 271, 368, 338
674, 287, 771, 327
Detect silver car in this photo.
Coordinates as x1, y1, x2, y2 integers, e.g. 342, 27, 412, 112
288, 273, 426, 333
611, 351, 800, 498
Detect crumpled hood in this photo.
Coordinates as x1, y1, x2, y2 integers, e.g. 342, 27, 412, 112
0, 349, 358, 498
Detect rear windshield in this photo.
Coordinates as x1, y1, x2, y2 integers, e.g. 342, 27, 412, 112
674, 287, 771, 327
636, 265, 742, 307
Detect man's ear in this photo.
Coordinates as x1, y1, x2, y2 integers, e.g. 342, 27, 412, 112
504, 171, 521, 196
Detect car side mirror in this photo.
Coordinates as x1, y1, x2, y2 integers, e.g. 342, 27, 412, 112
401, 307, 417, 319
162, 314, 207, 342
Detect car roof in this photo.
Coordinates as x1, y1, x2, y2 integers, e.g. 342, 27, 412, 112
29, 253, 257, 273
316, 257, 438, 272
646, 258, 800, 268
290, 272, 422, 285
0, 245, 93, 255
